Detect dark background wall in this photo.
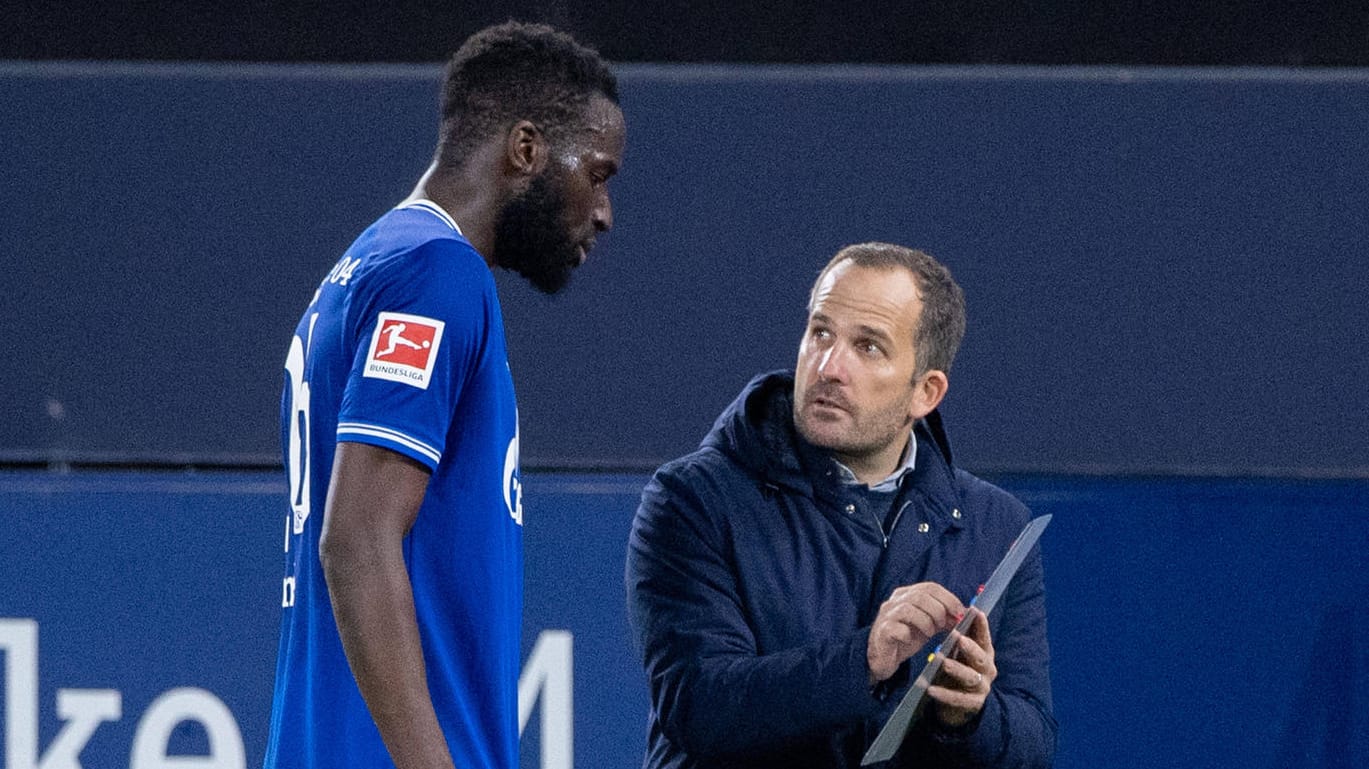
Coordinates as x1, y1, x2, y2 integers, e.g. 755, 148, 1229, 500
2, 64, 1366, 475
4, 3, 1366, 475
4, 0, 1368, 66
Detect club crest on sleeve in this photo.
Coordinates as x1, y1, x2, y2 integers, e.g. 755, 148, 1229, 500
364, 311, 445, 389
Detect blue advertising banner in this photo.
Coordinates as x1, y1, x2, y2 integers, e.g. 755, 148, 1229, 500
1, 470, 1365, 768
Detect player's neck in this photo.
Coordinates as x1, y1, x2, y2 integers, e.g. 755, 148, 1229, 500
406, 162, 499, 268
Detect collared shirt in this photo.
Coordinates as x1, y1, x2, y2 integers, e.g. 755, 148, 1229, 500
832, 429, 918, 491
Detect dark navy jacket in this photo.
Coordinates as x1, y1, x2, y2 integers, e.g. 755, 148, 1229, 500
626, 372, 1055, 768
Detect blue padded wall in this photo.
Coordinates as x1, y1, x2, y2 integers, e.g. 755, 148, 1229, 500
2, 64, 1366, 475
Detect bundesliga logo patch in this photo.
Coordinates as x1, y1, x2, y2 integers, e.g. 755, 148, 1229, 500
364, 311, 445, 389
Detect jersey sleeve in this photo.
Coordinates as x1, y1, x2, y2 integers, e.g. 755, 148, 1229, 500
335, 239, 494, 471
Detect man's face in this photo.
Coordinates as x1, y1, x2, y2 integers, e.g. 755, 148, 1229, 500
793, 262, 931, 476
494, 95, 625, 294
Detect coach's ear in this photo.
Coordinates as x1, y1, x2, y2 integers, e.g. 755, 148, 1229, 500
908, 369, 948, 421
505, 120, 548, 178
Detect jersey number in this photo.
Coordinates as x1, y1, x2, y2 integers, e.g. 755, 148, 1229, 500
281, 315, 318, 608
284, 331, 312, 535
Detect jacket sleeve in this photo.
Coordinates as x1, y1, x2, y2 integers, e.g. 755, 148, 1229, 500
625, 462, 881, 759
902, 492, 1056, 769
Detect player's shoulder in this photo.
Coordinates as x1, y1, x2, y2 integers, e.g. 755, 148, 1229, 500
349, 204, 493, 295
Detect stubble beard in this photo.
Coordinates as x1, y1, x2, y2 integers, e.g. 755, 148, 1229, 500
794, 397, 913, 468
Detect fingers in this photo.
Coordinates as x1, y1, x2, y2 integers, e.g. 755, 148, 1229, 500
929, 658, 984, 698
925, 609, 996, 727
867, 583, 966, 684
880, 584, 964, 644
926, 655, 992, 727
881, 599, 947, 642
888, 582, 966, 623
945, 610, 994, 671
965, 606, 994, 658
867, 614, 926, 683
926, 676, 986, 726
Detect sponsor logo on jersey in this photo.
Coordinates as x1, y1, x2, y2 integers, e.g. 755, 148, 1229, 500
363, 312, 445, 389
503, 416, 523, 526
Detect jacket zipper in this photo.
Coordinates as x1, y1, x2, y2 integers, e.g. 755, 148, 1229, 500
873, 501, 913, 548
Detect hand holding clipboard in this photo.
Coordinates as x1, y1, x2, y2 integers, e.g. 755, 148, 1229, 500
861, 514, 1052, 765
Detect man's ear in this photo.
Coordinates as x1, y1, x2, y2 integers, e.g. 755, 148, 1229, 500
909, 370, 949, 421
505, 119, 548, 177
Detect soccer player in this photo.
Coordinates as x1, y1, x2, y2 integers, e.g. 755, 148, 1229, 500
267, 22, 625, 769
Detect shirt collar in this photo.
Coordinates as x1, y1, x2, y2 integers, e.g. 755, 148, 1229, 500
399, 198, 462, 234
833, 429, 918, 492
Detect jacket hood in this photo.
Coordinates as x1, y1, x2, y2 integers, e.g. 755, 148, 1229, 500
700, 370, 956, 496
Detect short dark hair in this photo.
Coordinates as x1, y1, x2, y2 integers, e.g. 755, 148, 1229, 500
438, 21, 619, 164
808, 243, 967, 376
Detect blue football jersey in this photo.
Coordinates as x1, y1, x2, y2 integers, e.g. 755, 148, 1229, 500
267, 199, 523, 769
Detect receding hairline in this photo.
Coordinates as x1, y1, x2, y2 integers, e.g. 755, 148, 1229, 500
807, 255, 926, 312
805, 242, 967, 376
